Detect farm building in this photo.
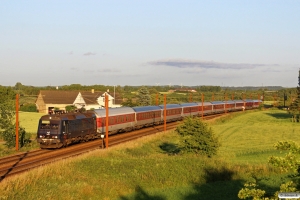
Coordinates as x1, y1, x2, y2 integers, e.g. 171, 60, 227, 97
35, 90, 123, 114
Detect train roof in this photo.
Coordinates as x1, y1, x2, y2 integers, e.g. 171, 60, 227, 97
132, 106, 161, 112
158, 104, 182, 109
40, 112, 96, 121
244, 99, 254, 102
234, 100, 244, 103
93, 107, 135, 117
180, 103, 198, 107
211, 101, 225, 105
223, 100, 235, 104
195, 102, 213, 106
252, 99, 262, 102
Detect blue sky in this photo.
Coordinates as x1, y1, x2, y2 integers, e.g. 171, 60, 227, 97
1, 1, 299, 87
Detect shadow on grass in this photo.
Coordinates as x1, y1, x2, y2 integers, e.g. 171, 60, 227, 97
119, 186, 165, 200
184, 166, 281, 200
118, 167, 287, 200
265, 112, 291, 119
159, 142, 180, 155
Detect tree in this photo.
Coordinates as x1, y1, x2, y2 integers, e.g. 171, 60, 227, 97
0, 86, 30, 148
289, 70, 300, 122
175, 117, 220, 157
0, 87, 15, 131
137, 87, 152, 106
121, 98, 138, 107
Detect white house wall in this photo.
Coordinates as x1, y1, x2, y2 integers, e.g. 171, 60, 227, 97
73, 93, 86, 108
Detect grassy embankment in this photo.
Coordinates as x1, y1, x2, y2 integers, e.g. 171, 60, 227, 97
0, 109, 299, 200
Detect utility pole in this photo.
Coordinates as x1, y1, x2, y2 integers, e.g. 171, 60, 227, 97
16, 94, 19, 151
164, 94, 166, 132
105, 94, 109, 149
201, 93, 204, 120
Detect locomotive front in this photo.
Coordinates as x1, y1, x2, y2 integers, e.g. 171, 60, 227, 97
37, 115, 65, 148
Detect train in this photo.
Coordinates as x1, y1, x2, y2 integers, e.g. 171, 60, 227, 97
36, 99, 261, 149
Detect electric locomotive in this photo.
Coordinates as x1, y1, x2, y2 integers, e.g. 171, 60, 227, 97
37, 112, 98, 149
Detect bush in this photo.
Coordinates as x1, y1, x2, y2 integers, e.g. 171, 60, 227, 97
1, 125, 31, 148
65, 105, 77, 112
175, 117, 220, 157
19, 103, 37, 112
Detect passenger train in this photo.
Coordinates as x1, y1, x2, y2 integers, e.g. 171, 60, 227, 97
37, 99, 261, 148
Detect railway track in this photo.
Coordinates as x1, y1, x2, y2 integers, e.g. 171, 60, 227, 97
0, 113, 226, 181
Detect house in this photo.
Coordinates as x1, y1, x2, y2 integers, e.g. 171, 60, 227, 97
73, 91, 103, 110
36, 90, 123, 114
97, 92, 123, 108
175, 88, 197, 93
35, 90, 79, 113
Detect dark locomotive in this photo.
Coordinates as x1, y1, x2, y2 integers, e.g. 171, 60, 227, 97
37, 99, 261, 149
37, 112, 97, 148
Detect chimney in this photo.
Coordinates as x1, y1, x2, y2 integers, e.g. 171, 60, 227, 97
91, 89, 94, 93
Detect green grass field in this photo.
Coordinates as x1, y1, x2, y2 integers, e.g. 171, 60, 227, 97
0, 109, 299, 200
19, 112, 45, 134
212, 109, 299, 165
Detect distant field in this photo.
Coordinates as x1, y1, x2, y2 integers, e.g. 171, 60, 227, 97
211, 109, 297, 164
19, 112, 45, 134
0, 109, 298, 200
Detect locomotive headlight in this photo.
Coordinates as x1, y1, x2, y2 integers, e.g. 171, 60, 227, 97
39, 135, 43, 138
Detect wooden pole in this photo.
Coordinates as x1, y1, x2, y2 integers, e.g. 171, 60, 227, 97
164, 94, 166, 132
243, 93, 246, 109
225, 93, 227, 113
105, 94, 109, 149
16, 94, 19, 151
201, 93, 204, 120
190, 93, 193, 102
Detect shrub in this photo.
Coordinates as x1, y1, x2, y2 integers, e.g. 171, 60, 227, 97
19, 103, 37, 112
175, 117, 220, 157
65, 105, 77, 112
1, 125, 30, 148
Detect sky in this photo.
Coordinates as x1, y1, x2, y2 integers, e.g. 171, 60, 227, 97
1, 1, 300, 87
